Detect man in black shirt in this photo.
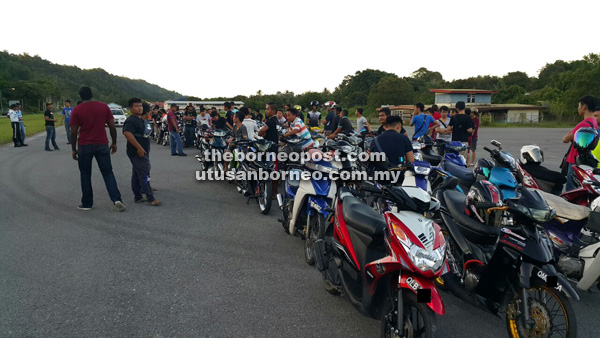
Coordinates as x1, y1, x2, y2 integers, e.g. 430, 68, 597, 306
327, 109, 353, 139
331, 106, 341, 132
448, 101, 474, 149
370, 116, 414, 167
44, 102, 59, 151
224, 101, 234, 130
123, 98, 160, 206
211, 111, 228, 130
377, 107, 407, 136
183, 105, 197, 147
258, 102, 280, 196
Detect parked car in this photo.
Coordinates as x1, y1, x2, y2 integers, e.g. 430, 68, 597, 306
111, 109, 127, 126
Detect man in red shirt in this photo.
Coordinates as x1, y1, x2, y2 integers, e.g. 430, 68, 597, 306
167, 103, 186, 156
562, 95, 598, 191
70, 87, 125, 211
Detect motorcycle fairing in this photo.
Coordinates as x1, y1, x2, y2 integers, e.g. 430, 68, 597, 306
489, 167, 518, 200
307, 196, 331, 218
522, 263, 580, 300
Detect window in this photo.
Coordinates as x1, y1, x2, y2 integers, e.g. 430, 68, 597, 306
467, 94, 475, 103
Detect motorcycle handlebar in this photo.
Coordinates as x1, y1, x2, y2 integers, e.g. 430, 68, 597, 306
476, 202, 501, 209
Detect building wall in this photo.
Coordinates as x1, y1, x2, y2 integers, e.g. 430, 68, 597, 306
434, 93, 492, 104
474, 94, 492, 104
506, 109, 540, 123
434, 93, 452, 104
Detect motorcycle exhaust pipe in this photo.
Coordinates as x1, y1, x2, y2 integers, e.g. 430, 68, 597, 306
277, 193, 284, 208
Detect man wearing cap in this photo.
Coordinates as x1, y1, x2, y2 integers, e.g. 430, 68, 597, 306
8, 103, 24, 147
15, 103, 28, 145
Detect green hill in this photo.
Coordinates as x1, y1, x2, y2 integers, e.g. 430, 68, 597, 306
0, 51, 181, 113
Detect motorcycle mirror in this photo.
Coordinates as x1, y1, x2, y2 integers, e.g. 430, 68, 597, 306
491, 140, 502, 148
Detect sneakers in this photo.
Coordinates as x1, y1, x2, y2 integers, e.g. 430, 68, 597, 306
179, 153, 188, 157
148, 199, 161, 206
114, 201, 126, 212
22, 144, 28, 147
171, 153, 178, 156
135, 197, 148, 203
77, 205, 92, 211
54, 147, 60, 150
45, 148, 52, 151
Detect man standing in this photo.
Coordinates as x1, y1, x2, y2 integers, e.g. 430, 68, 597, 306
13, 103, 27, 146
242, 107, 259, 140
70, 87, 125, 211
563, 95, 598, 191
8, 103, 23, 147
377, 107, 407, 136
467, 111, 480, 166
327, 109, 353, 139
61, 100, 73, 144
183, 105, 197, 147
196, 107, 211, 126
224, 101, 234, 130
447, 101, 474, 154
122, 98, 161, 206
259, 102, 282, 195
324, 105, 336, 136
44, 102, 59, 151
307, 101, 321, 128
167, 103, 186, 156
331, 106, 342, 133
356, 108, 370, 133
410, 102, 438, 140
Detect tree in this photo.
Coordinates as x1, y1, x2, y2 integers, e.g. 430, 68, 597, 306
333, 69, 396, 107
502, 71, 531, 90
367, 76, 415, 109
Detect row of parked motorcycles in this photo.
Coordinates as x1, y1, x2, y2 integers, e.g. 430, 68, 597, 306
193, 122, 600, 337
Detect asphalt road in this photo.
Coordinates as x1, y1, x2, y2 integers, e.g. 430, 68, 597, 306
0, 127, 597, 337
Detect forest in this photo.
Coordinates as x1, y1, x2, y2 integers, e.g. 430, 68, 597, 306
1, 50, 598, 120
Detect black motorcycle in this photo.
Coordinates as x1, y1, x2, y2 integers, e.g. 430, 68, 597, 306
232, 138, 275, 215
436, 179, 579, 338
195, 128, 229, 174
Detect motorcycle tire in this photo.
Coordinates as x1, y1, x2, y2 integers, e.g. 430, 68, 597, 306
506, 285, 577, 338
381, 290, 437, 338
258, 180, 272, 215
304, 214, 325, 266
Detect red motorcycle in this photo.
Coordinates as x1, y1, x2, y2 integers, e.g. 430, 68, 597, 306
314, 185, 447, 338
561, 164, 600, 206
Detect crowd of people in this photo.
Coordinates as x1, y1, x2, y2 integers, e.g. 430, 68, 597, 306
10, 86, 600, 210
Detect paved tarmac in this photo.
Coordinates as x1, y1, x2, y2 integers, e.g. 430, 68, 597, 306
0, 126, 597, 337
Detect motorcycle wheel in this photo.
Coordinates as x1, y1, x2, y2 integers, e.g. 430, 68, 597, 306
381, 290, 437, 338
162, 133, 169, 146
305, 214, 325, 265
257, 180, 272, 215
506, 286, 577, 338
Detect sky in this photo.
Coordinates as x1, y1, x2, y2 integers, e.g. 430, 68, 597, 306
3, 0, 598, 99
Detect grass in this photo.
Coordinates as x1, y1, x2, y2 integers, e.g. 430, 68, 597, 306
0, 114, 65, 144
481, 121, 574, 128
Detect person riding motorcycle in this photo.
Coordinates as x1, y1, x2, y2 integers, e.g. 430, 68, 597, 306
283, 108, 313, 150
307, 100, 321, 128
369, 115, 414, 167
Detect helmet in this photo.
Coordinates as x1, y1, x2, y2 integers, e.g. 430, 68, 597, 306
294, 104, 302, 112
417, 135, 434, 147
520, 145, 544, 164
573, 127, 599, 151
465, 181, 503, 226
309, 100, 319, 107
474, 158, 494, 178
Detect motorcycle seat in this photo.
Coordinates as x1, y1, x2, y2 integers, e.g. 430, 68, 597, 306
443, 190, 500, 243
342, 196, 387, 236
444, 161, 476, 183
538, 190, 590, 221
522, 163, 566, 184
422, 150, 442, 166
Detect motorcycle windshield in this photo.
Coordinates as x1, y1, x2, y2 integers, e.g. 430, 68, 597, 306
211, 138, 227, 148
489, 167, 518, 195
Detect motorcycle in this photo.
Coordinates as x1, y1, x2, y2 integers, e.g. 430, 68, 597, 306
538, 185, 600, 291
231, 138, 275, 215
436, 181, 579, 338
195, 128, 229, 174
314, 184, 446, 338
516, 145, 566, 195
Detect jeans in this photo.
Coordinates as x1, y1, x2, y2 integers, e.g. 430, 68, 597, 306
45, 126, 58, 149
19, 121, 26, 143
65, 122, 71, 143
77, 144, 122, 207
170, 132, 184, 155
184, 126, 195, 147
565, 163, 576, 192
129, 154, 154, 202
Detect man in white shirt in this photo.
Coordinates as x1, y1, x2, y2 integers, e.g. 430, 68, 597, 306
241, 107, 259, 140
196, 107, 211, 126
8, 103, 24, 147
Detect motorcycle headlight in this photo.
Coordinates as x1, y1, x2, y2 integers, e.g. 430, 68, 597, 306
390, 221, 445, 272
414, 166, 431, 176
341, 145, 354, 154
